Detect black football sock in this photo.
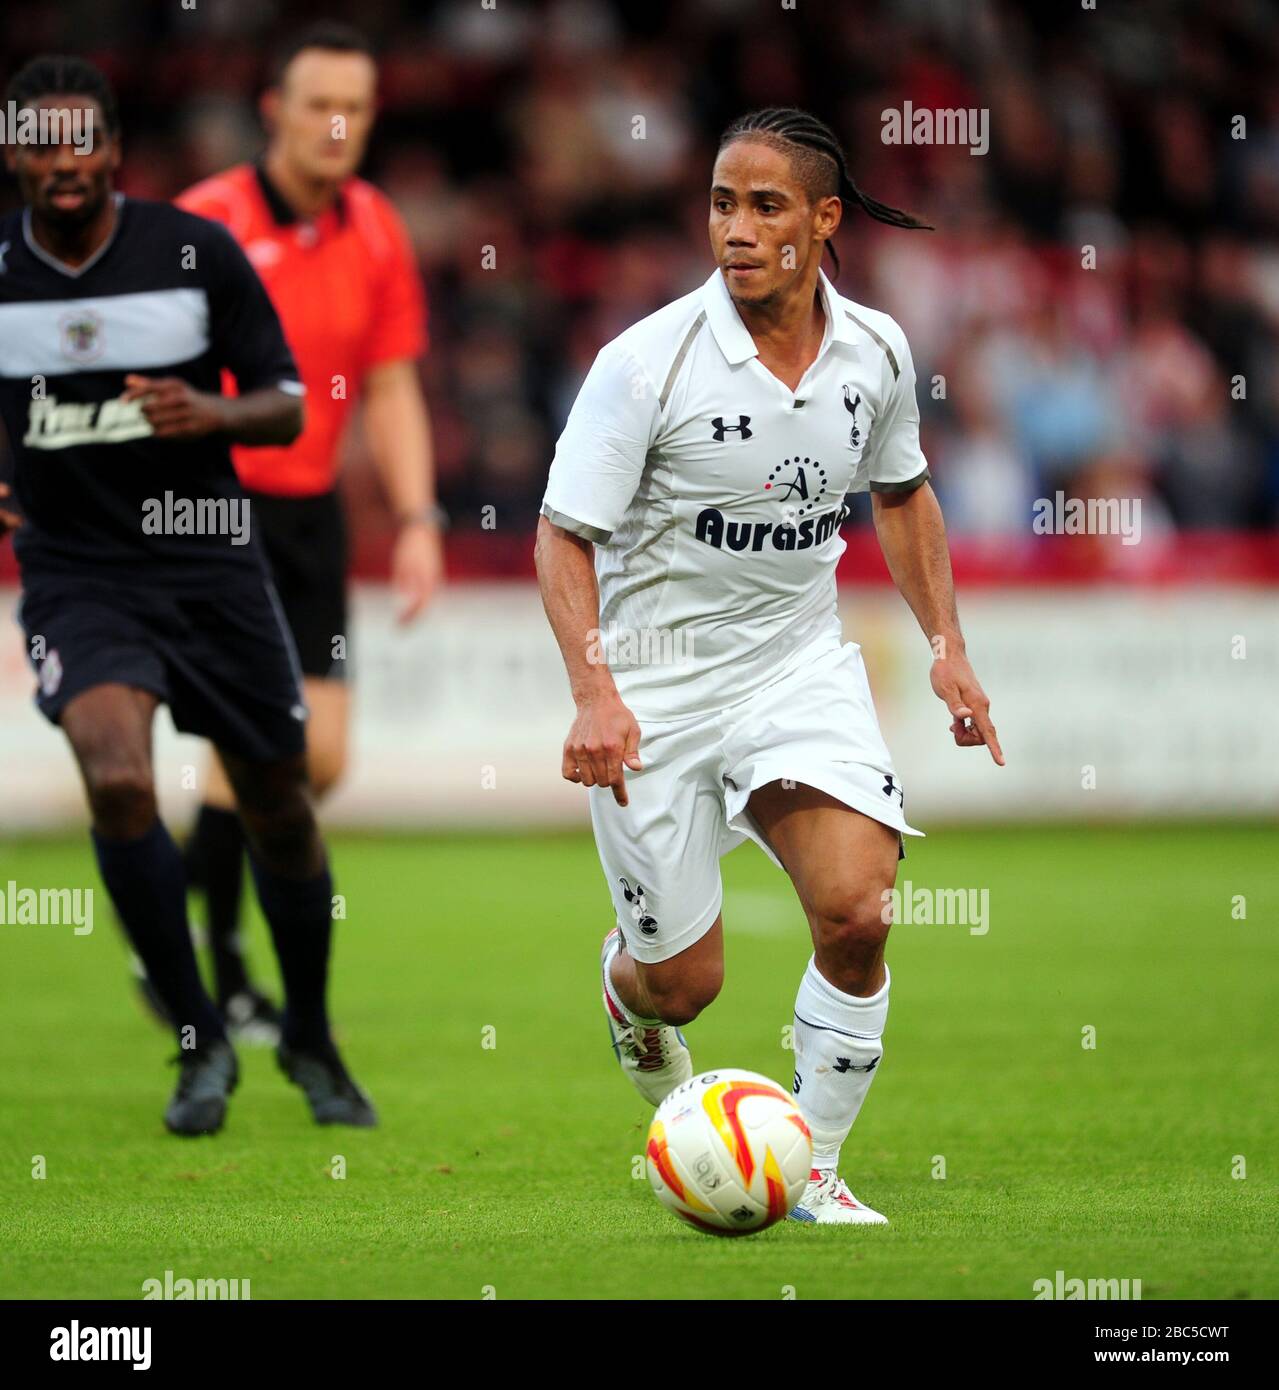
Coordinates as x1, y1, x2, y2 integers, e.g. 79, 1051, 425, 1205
188, 804, 250, 1004
92, 821, 226, 1047
248, 857, 333, 1051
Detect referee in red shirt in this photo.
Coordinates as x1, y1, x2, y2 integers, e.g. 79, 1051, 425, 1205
137, 23, 443, 1037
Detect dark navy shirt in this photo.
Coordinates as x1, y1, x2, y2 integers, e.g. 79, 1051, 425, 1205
0, 195, 302, 585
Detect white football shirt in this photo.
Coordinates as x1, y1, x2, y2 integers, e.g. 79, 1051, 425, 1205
541, 267, 929, 720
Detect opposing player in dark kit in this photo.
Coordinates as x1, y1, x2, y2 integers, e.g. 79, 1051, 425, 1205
0, 55, 374, 1134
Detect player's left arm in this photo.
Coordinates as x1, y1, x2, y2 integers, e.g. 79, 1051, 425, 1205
872, 482, 1002, 765
863, 323, 1003, 765
120, 375, 302, 445
125, 218, 307, 446
362, 358, 443, 625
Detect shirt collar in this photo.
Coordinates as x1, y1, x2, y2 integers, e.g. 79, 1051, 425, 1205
22, 192, 126, 280
253, 159, 348, 228
701, 266, 855, 364
821, 269, 859, 348
701, 267, 758, 364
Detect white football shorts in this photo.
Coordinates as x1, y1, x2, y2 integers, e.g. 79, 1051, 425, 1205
588, 640, 923, 964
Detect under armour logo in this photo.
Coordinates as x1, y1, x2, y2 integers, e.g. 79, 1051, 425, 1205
832, 1056, 879, 1074
711, 415, 752, 441
883, 774, 904, 806
842, 385, 861, 448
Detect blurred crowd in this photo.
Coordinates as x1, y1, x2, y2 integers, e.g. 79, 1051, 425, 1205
3, 0, 1278, 544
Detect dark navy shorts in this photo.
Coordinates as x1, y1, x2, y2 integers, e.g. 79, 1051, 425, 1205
17, 571, 308, 764
246, 488, 348, 682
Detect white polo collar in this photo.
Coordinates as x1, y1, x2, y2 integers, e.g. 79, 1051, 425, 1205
701, 266, 855, 365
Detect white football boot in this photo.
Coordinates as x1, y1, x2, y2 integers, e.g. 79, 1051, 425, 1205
788, 1169, 889, 1225
601, 927, 692, 1106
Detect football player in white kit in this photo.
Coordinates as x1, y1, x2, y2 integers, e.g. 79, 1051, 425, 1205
535, 108, 1004, 1225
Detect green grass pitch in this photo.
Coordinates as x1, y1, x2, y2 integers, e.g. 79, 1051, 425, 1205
1, 823, 1275, 1300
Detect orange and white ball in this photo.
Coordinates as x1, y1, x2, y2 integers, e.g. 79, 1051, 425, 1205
645, 1069, 812, 1235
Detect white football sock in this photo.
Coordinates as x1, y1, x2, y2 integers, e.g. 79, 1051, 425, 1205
603, 933, 662, 1027
792, 955, 890, 1171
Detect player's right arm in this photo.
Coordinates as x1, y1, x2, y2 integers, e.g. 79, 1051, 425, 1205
535, 517, 641, 806
535, 339, 660, 808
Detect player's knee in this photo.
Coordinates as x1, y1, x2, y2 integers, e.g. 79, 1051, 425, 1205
238, 787, 321, 877
810, 885, 891, 963
644, 969, 723, 1027
85, 762, 156, 838
244, 806, 319, 875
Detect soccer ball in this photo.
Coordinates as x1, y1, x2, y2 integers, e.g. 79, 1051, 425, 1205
645, 1069, 812, 1235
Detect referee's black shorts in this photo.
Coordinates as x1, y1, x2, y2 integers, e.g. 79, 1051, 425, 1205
244, 488, 349, 683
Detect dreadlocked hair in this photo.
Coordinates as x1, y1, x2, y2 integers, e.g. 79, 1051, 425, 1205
5, 54, 119, 134
718, 107, 932, 276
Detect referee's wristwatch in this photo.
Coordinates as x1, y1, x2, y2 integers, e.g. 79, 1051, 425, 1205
398, 504, 449, 531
